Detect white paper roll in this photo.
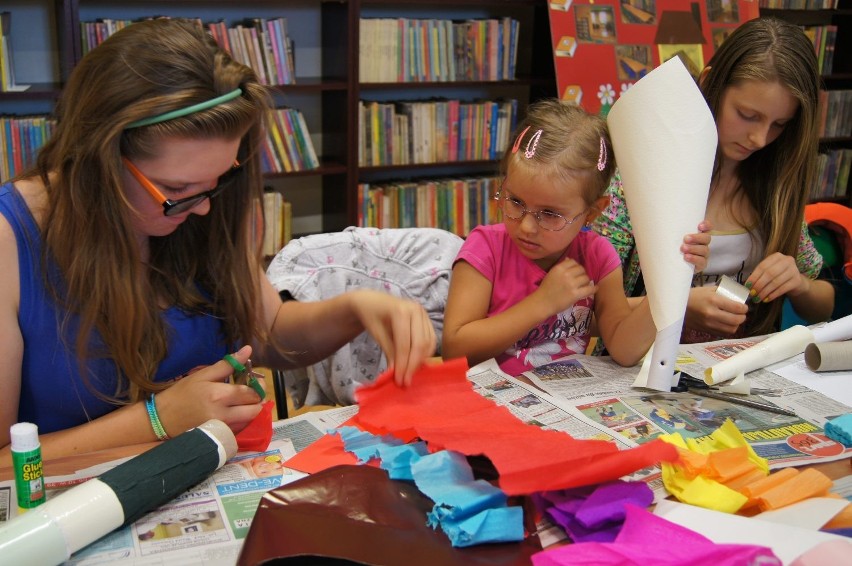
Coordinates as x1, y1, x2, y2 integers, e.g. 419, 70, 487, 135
705, 325, 816, 385
811, 313, 852, 344
607, 56, 717, 391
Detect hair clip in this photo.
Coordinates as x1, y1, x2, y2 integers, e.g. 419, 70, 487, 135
525, 129, 543, 159
597, 136, 607, 171
511, 126, 530, 154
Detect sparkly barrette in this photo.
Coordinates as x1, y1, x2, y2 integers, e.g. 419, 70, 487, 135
597, 136, 607, 171
511, 126, 543, 159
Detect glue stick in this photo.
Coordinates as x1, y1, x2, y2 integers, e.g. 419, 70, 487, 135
10, 422, 46, 512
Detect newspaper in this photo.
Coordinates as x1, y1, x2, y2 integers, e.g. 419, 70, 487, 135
0, 406, 357, 566
516, 341, 852, 469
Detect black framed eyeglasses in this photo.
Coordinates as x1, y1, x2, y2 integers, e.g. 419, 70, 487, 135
494, 189, 587, 232
123, 157, 241, 217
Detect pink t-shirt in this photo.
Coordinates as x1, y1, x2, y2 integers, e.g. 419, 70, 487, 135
456, 224, 621, 375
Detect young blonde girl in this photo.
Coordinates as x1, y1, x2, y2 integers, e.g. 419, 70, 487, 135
442, 100, 709, 375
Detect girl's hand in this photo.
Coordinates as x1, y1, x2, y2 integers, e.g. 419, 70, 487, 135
349, 290, 436, 388
155, 345, 265, 437
681, 221, 712, 272
536, 258, 597, 314
685, 286, 748, 336
745, 252, 809, 303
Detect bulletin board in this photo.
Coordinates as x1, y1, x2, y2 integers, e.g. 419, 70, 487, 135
548, 0, 761, 115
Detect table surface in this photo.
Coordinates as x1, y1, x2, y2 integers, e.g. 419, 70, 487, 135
1, 439, 849, 483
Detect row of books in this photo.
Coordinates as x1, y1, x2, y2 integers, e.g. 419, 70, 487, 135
803, 25, 838, 76
819, 90, 852, 139
359, 17, 519, 83
357, 176, 501, 237
0, 115, 56, 182
358, 98, 518, 167
813, 149, 852, 200
80, 17, 296, 86
260, 107, 319, 174
758, 1, 840, 8
261, 189, 292, 258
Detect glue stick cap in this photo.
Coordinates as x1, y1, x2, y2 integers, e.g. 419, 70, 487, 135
10, 422, 39, 452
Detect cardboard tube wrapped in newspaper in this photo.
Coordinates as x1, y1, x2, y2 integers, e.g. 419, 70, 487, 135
607, 57, 716, 391
704, 325, 816, 385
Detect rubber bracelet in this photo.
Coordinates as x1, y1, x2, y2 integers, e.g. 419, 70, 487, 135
223, 354, 246, 373
145, 394, 170, 441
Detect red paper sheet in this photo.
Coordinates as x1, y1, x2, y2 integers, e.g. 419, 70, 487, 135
355, 359, 678, 495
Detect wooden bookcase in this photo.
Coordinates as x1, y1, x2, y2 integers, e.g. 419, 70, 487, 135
0, 0, 556, 236
760, 2, 852, 204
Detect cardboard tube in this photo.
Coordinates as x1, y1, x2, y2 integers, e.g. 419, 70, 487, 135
0, 419, 236, 565
704, 325, 815, 385
804, 342, 852, 372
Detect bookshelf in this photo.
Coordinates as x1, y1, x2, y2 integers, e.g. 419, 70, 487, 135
760, 2, 852, 204
0, 0, 555, 238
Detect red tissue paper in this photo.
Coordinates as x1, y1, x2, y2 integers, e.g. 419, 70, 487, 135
354, 359, 678, 495
236, 400, 274, 452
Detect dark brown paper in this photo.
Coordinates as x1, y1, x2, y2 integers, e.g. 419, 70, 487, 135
237, 465, 540, 566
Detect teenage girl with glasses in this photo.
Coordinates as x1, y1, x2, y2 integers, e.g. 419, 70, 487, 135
595, 17, 834, 343
0, 19, 436, 464
442, 99, 710, 375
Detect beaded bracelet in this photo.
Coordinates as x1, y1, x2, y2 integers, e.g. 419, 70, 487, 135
145, 393, 170, 441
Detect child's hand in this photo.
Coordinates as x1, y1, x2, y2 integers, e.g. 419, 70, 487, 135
681, 221, 712, 272
745, 252, 809, 303
536, 258, 597, 314
685, 286, 748, 336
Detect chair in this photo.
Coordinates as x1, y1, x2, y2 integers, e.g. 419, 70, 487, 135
266, 226, 464, 411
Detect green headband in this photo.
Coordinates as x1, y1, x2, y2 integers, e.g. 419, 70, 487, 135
125, 88, 243, 129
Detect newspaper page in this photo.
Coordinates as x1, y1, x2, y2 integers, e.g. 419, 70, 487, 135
466, 359, 666, 493
520, 348, 852, 469
0, 406, 357, 566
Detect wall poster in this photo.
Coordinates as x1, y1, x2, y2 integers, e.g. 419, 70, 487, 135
548, 0, 761, 115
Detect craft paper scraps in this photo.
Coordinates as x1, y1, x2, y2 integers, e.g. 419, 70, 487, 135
654, 499, 849, 564
791, 539, 852, 566
412, 451, 524, 547
283, 432, 362, 474
334, 425, 405, 464
533, 480, 654, 543
659, 421, 836, 514
659, 420, 769, 513
355, 358, 678, 495
531, 504, 780, 566
825, 414, 852, 447
236, 400, 274, 452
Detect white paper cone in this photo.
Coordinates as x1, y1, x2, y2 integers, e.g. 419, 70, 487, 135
608, 56, 717, 391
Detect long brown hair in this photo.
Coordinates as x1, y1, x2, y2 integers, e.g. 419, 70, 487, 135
701, 17, 819, 335
30, 18, 272, 402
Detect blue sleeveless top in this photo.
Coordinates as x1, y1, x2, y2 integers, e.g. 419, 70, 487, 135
1, 182, 230, 433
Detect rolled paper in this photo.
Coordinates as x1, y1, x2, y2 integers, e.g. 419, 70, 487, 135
804, 342, 852, 372
716, 275, 750, 304
705, 325, 816, 386
811, 313, 852, 344
0, 419, 237, 566
607, 56, 716, 391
